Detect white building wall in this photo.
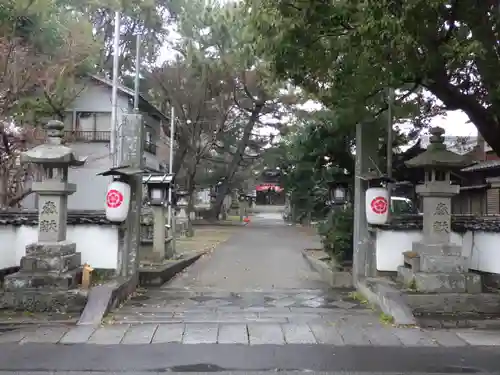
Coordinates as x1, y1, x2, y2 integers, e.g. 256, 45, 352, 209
375, 228, 500, 274
0, 225, 119, 270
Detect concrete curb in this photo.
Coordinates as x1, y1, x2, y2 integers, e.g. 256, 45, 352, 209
77, 274, 138, 327
301, 250, 353, 288
356, 277, 417, 326
192, 220, 247, 227
138, 251, 207, 287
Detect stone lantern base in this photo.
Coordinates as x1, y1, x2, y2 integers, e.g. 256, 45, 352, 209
397, 241, 482, 294
0, 241, 86, 313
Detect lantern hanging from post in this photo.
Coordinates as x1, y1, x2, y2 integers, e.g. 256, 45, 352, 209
365, 186, 389, 225
97, 165, 148, 223
105, 180, 131, 222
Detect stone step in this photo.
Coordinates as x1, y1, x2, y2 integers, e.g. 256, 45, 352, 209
412, 271, 482, 293
417, 314, 500, 330
420, 254, 469, 273
155, 287, 337, 293
408, 292, 500, 314
3, 269, 80, 291
20, 252, 81, 273
112, 309, 346, 317
0, 288, 86, 313
115, 306, 348, 314
110, 310, 341, 324
25, 241, 77, 256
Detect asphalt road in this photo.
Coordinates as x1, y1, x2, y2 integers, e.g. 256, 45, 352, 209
0, 373, 496, 375
0, 343, 499, 373
0, 373, 495, 375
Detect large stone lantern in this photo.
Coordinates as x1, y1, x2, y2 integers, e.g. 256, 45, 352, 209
2, 120, 87, 312
398, 126, 480, 293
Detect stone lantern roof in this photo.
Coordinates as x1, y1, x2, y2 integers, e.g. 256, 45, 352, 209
21, 120, 87, 166
405, 127, 470, 169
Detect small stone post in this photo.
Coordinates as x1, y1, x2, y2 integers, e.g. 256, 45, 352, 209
398, 127, 480, 293
152, 205, 166, 260
3, 120, 87, 312
170, 209, 177, 256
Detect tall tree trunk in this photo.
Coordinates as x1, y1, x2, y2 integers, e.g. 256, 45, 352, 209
212, 103, 264, 218
185, 163, 198, 237
173, 145, 188, 177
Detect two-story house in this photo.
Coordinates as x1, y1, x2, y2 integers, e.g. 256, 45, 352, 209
23, 75, 171, 210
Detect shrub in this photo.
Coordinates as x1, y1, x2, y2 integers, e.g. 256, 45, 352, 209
317, 206, 353, 262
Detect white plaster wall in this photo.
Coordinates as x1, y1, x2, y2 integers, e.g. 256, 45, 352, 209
0, 225, 119, 270
375, 229, 500, 274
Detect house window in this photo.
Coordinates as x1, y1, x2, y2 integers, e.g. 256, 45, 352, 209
144, 125, 157, 154
76, 112, 95, 132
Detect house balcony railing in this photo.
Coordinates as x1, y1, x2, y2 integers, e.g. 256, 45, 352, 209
35, 130, 156, 154
35, 129, 111, 142
64, 131, 111, 142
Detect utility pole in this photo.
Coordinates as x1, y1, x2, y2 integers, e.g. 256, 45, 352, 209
387, 87, 394, 179
167, 106, 175, 226
110, 11, 121, 167
133, 33, 141, 112
167, 106, 176, 255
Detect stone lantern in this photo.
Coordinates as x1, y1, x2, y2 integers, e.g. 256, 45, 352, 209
176, 190, 189, 221
2, 120, 87, 312
142, 173, 175, 261
398, 126, 480, 293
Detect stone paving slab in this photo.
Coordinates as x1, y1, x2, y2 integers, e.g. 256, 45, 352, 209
183, 323, 218, 344
1, 322, 498, 346
218, 324, 248, 344
152, 323, 184, 343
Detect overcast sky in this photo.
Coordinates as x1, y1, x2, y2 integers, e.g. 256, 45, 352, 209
158, 30, 479, 140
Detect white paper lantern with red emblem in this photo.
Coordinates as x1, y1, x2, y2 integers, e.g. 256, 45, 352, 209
105, 181, 131, 222
365, 187, 389, 225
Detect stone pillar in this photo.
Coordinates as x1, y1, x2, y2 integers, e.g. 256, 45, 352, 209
353, 122, 380, 282
418, 181, 456, 247
117, 114, 144, 277
2, 120, 87, 312
152, 205, 166, 260
169, 210, 177, 257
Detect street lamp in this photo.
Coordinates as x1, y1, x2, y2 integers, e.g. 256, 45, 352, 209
333, 186, 346, 201
142, 173, 175, 206
330, 182, 348, 205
